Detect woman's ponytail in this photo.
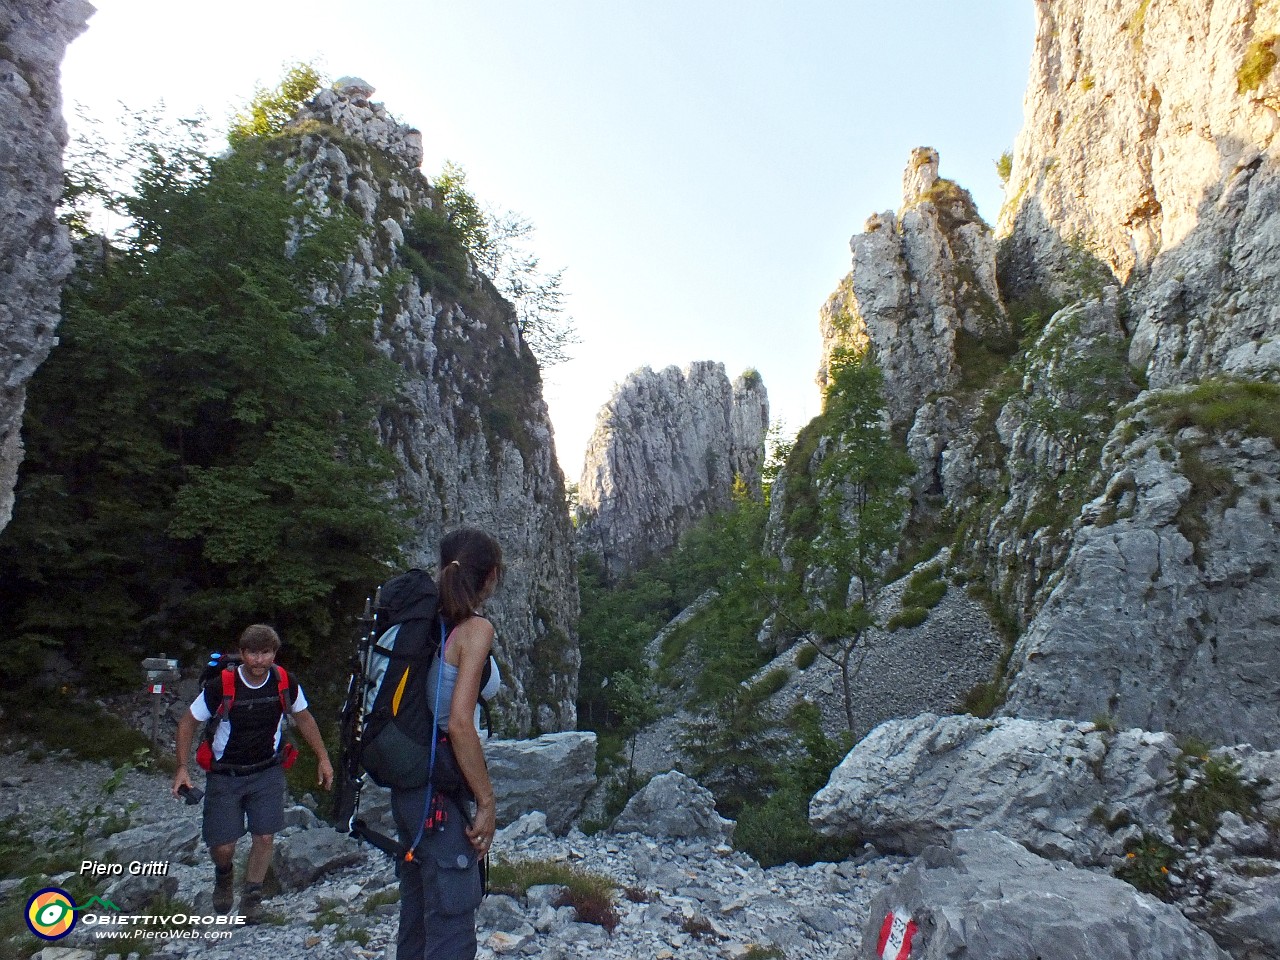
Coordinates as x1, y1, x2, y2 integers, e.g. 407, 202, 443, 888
438, 528, 504, 625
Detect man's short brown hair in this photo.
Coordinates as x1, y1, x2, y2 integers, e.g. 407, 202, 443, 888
238, 624, 281, 653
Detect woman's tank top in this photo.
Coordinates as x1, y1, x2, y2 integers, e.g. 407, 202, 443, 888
425, 651, 501, 731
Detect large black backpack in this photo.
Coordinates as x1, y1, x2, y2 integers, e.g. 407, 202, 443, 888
335, 568, 493, 855
359, 569, 463, 790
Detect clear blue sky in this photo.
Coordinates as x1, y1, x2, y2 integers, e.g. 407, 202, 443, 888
61, 1, 1035, 479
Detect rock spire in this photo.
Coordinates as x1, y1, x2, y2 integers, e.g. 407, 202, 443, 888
577, 361, 768, 580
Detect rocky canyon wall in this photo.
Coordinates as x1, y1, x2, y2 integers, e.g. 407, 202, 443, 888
776, 0, 1280, 750
286, 80, 579, 733
0, 0, 92, 533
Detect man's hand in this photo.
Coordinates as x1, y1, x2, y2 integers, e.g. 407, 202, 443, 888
171, 768, 193, 800
291, 709, 334, 790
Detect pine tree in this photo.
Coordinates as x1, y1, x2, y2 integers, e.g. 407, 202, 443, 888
805, 347, 914, 732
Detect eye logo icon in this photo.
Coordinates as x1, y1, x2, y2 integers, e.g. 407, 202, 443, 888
26, 888, 77, 940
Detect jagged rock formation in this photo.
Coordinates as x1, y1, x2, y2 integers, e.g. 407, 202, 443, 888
0, 0, 92, 533
775, 0, 1280, 750
999, 0, 1280, 394
863, 831, 1230, 960
285, 80, 578, 733
981, 0, 1280, 749
817, 146, 1008, 435
576, 361, 768, 579
763, 3, 1280, 954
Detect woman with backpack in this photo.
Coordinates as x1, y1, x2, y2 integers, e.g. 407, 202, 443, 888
392, 527, 504, 960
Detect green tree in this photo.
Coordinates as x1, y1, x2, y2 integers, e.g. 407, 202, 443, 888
228, 63, 324, 145
733, 701, 856, 866
797, 348, 913, 732
433, 162, 579, 366
679, 681, 786, 816
0, 108, 405, 685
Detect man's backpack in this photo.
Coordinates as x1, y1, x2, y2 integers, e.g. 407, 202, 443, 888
194, 662, 297, 772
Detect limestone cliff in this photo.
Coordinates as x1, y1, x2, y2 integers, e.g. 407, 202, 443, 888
0, 0, 92, 533
993, 0, 1280, 749
576, 362, 768, 580
1000, 0, 1280, 394
774, 0, 1280, 751
286, 80, 578, 733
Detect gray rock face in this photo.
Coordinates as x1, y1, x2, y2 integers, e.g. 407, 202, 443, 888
287, 82, 579, 733
611, 770, 734, 843
817, 148, 1006, 440
1000, 0, 1280, 391
1002, 411, 1280, 749
0, 0, 92, 534
486, 732, 597, 834
577, 362, 768, 579
810, 713, 1181, 867
863, 831, 1229, 960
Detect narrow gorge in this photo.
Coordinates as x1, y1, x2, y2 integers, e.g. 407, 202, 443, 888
1, 1, 1278, 959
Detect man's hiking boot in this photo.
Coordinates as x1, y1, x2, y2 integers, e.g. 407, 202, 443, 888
212, 865, 234, 914
239, 882, 264, 923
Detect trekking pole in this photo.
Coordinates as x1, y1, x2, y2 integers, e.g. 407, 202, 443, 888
335, 588, 380, 832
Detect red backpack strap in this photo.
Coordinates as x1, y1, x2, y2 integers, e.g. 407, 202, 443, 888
274, 665, 292, 712
217, 666, 237, 716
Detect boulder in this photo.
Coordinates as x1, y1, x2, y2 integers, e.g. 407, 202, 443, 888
275, 826, 364, 890
101, 871, 179, 912
95, 816, 202, 866
611, 770, 733, 843
862, 831, 1229, 960
810, 713, 1180, 867
487, 732, 597, 833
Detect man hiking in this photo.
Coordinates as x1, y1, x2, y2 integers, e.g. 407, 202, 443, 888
172, 624, 334, 920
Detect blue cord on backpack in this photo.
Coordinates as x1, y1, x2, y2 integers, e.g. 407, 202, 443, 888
406, 620, 449, 861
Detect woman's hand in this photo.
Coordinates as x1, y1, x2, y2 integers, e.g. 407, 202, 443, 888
465, 796, 497, 855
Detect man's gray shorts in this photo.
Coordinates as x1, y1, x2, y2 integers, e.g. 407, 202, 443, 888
202, 765, 285, 846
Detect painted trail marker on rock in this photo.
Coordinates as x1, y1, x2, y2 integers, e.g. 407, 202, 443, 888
876, 908, 918, 960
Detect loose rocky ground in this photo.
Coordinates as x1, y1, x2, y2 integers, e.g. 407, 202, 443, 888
1, 747, 905, 960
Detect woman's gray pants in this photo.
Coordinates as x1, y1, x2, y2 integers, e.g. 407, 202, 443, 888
392, 787, 481, 960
